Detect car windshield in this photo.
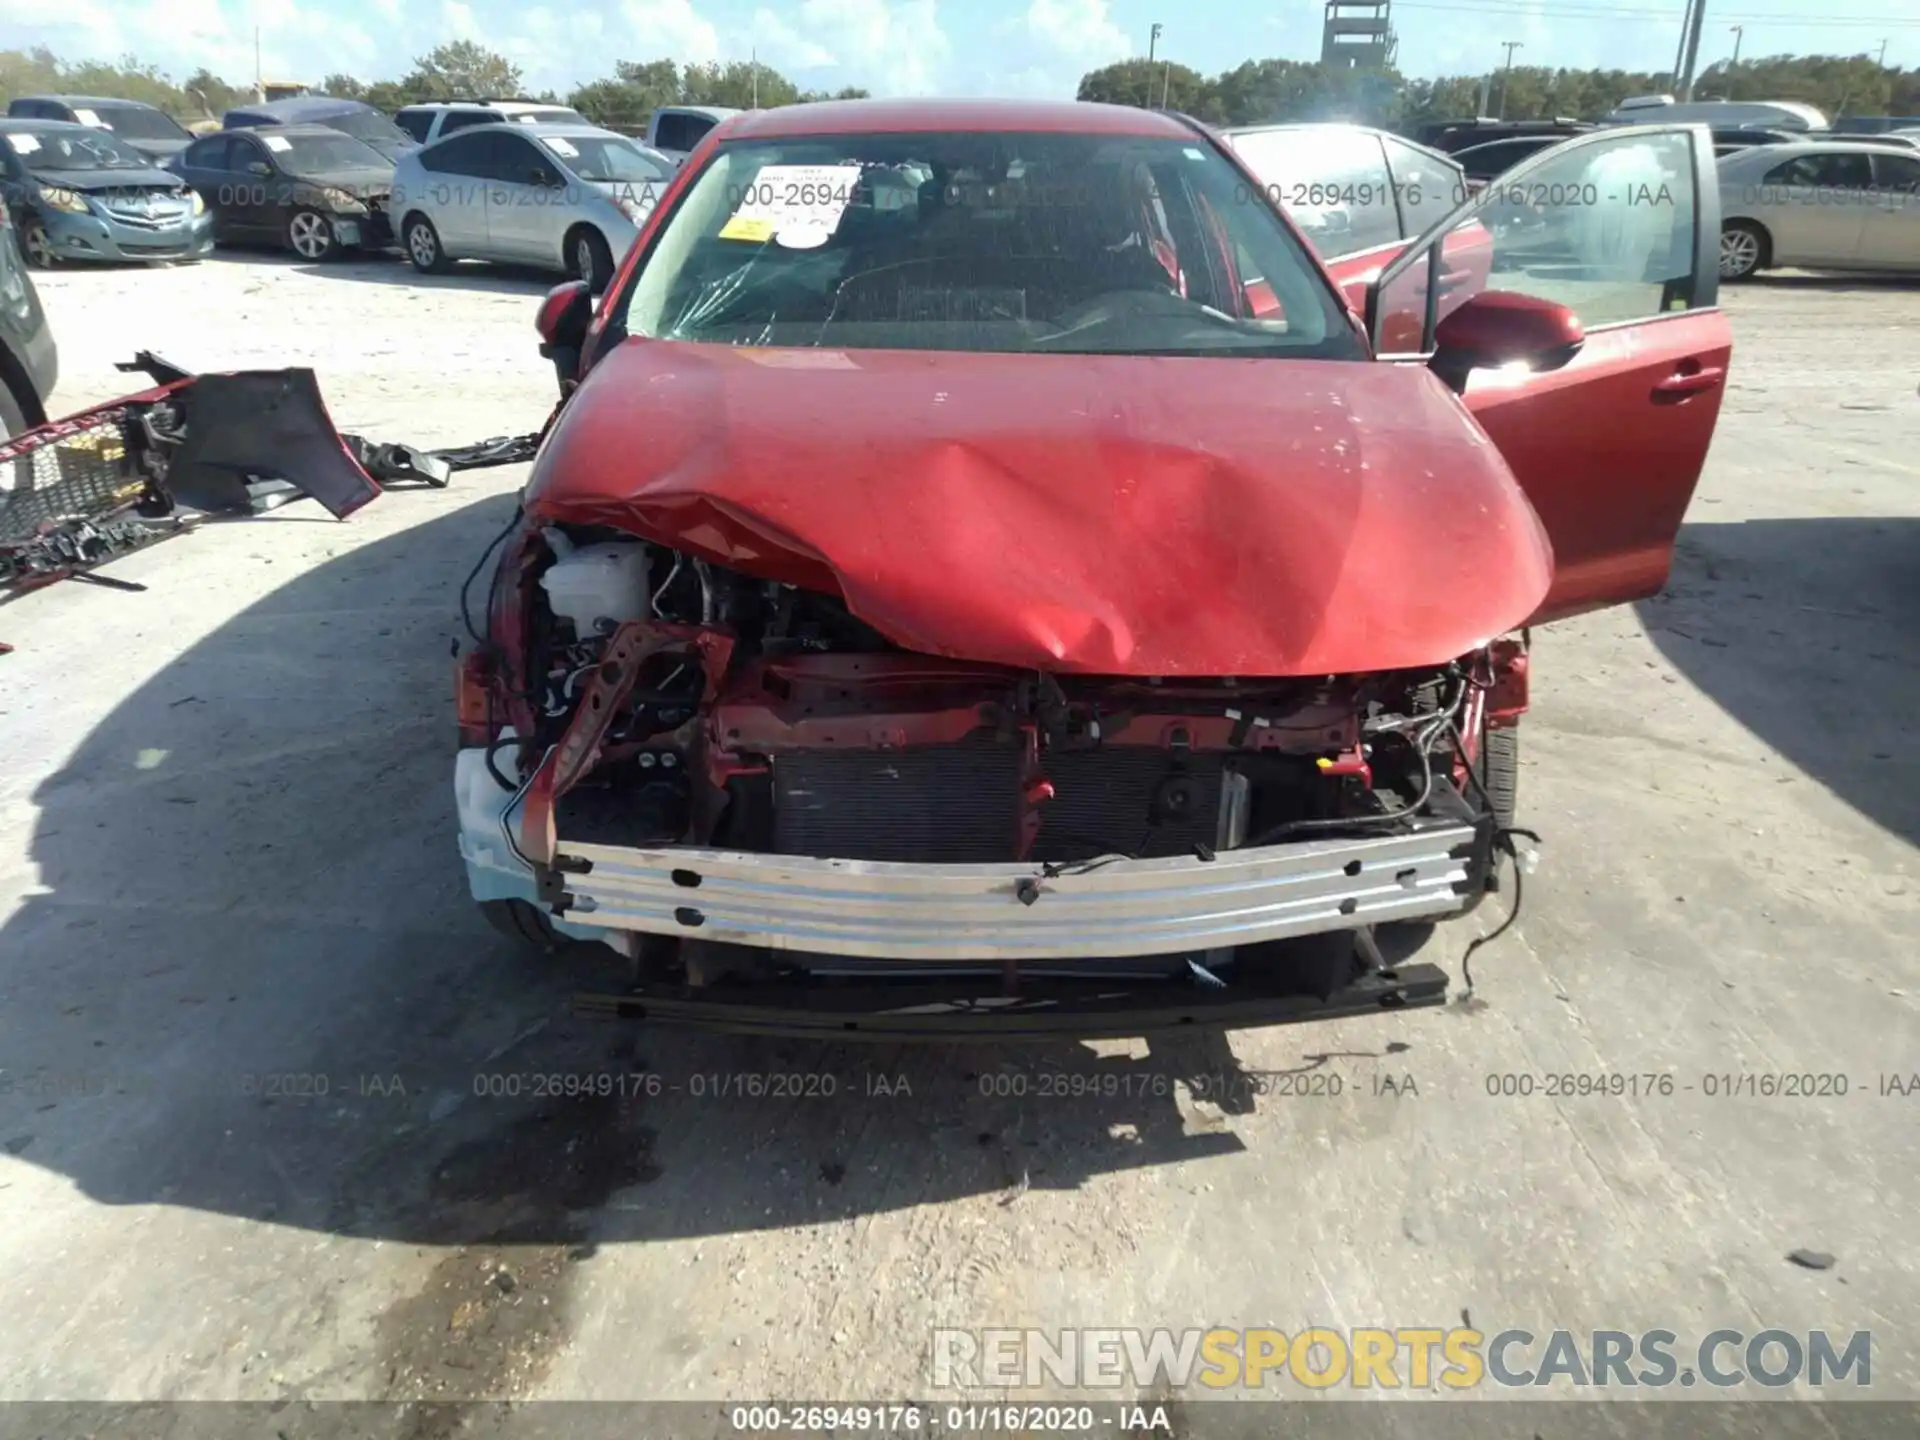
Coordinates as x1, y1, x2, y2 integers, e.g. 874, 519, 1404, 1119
541, 133, 669, 184
322, 110, 412, 145
92, 106, 190, 141
269, 132, 390, 174
6, 127, 150, 171
618, 130, 1360, 357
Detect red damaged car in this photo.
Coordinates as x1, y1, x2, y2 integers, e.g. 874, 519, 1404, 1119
453, 100, 1731, 1038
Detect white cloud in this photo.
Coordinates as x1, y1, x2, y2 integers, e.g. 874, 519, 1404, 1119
750, 7, 837, 70
1022, 0, 1128, 65
793, 0, 951, 95
620, 0, 723, 65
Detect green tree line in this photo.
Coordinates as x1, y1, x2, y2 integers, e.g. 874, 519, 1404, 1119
0, 40, 867, 135
6, 38, 1915, 137
1079, 52, 1920, 130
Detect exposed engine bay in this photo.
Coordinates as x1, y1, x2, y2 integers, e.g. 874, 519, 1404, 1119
464, 519, 1525, 1001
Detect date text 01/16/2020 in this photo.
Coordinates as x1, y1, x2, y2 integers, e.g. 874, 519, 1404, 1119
726, 1403, 1169, 1435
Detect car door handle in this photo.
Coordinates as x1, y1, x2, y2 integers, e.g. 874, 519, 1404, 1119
1436, 268, 1475, 293
1652, 364, 1725, 401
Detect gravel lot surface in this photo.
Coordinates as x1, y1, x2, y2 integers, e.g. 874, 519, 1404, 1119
0, 251, 1914, 1432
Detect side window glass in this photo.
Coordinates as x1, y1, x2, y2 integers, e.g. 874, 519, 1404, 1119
472, 132, 534, 183
422, 133, 482, 177
187, 137, 229, 169
1373, 129, 1701, 353
442, 112, 500, 135
652, 113, 697, 152
395, 111, 432, 143
233, 138, 270, 174
1872, 152, 1920, 192
1229, 129, 1399, 260
1382, 136, 1465, 236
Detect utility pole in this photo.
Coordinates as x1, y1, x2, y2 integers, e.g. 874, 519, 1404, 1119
1877, 38, 1890, 67
254, 25, 262, 103
1729, 24, 1743, 66
751, 45, 758, 107
1149, 22, 1162, 65
1497, 40, 1523, 119
1678, 0, 1708, 101
1161, 60, 1172, 108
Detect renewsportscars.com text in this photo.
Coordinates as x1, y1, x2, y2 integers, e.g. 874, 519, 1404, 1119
931, 1327, 1872, 1391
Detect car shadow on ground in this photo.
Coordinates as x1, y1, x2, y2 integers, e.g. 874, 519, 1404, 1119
1637, 515, 1919, 847
208, 248, 557, 295
0, 493, 1425, 1254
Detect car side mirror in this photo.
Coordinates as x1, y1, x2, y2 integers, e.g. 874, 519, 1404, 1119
529, 167, 559, 188
248, 161, 272, 177
1429, 290, 1584, 389
535, 279, 594, 395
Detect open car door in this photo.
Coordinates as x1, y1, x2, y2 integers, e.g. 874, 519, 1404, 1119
1364, 124, 1730, 623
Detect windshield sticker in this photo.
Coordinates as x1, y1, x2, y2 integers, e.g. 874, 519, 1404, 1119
718, 163, 862, 247
6, 133, 41, 155
544, 136, 579, 158
72, 108, 106, 127
263, 135, 292, 152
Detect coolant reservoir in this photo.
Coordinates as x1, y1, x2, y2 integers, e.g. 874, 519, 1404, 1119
539, 542, 651, 637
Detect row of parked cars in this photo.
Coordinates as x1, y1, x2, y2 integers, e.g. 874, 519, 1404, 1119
0, 93, 741, 288
4, 89, 1918, 292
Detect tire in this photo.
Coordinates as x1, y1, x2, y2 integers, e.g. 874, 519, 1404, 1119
1478, 724, 1519, 831
1719, 220, 1768, 281
566, 225, 614, 293
284, 207, 338, 261
403, 212, 451, 273
20, 217, 57, 269
478, 898, 563, 954
0, 376, 26, 439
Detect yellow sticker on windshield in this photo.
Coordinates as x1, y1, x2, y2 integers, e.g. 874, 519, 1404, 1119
718, 215, 776, 243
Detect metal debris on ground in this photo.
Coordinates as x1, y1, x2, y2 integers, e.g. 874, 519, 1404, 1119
1, 351, 547, 646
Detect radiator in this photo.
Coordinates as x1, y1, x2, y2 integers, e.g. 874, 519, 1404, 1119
770, 738, 1229, 864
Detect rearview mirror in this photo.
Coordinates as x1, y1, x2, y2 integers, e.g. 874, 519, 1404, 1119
1429, 290, 1583, 389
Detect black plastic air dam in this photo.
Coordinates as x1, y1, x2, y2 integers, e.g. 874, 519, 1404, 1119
572, 961, 1449, 1041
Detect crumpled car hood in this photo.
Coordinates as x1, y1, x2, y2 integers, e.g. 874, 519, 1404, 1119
523, 340, 1554, 677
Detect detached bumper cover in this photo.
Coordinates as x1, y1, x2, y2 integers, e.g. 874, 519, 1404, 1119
545, 822, 1478, 961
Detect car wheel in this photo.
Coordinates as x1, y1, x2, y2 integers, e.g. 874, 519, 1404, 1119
478, 898, 563, 954
285, 207, 338, 261
19, 218, 58, 269
567, 226, 614, 293
403, 213, 451, 273
1719, 220, 1767, 281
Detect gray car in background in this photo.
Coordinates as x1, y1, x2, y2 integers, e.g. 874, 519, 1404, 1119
1717, 140, 1920, 278
391, 123, 672, 289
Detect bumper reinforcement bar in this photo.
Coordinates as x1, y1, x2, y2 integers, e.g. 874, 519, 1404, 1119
573, 960, 1451, 1041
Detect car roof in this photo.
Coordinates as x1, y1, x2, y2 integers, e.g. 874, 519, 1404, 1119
516, 122, 643, 139
1453, 134, 1562, 154
0, 117, 109, 132
401, 100, 578, 112
15, 94, 161, 109
216, 123, 362, 140
656, 105, 741, 119
719, 98, 1196, 142
1222, 121, 1459, 161
226, 97, 373, 121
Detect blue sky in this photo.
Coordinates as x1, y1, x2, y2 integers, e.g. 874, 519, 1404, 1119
5, 0, 1920, 102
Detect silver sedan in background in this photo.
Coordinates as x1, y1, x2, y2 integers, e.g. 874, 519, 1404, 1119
1717, 140, 1920, 279
391, 122, 673, 289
